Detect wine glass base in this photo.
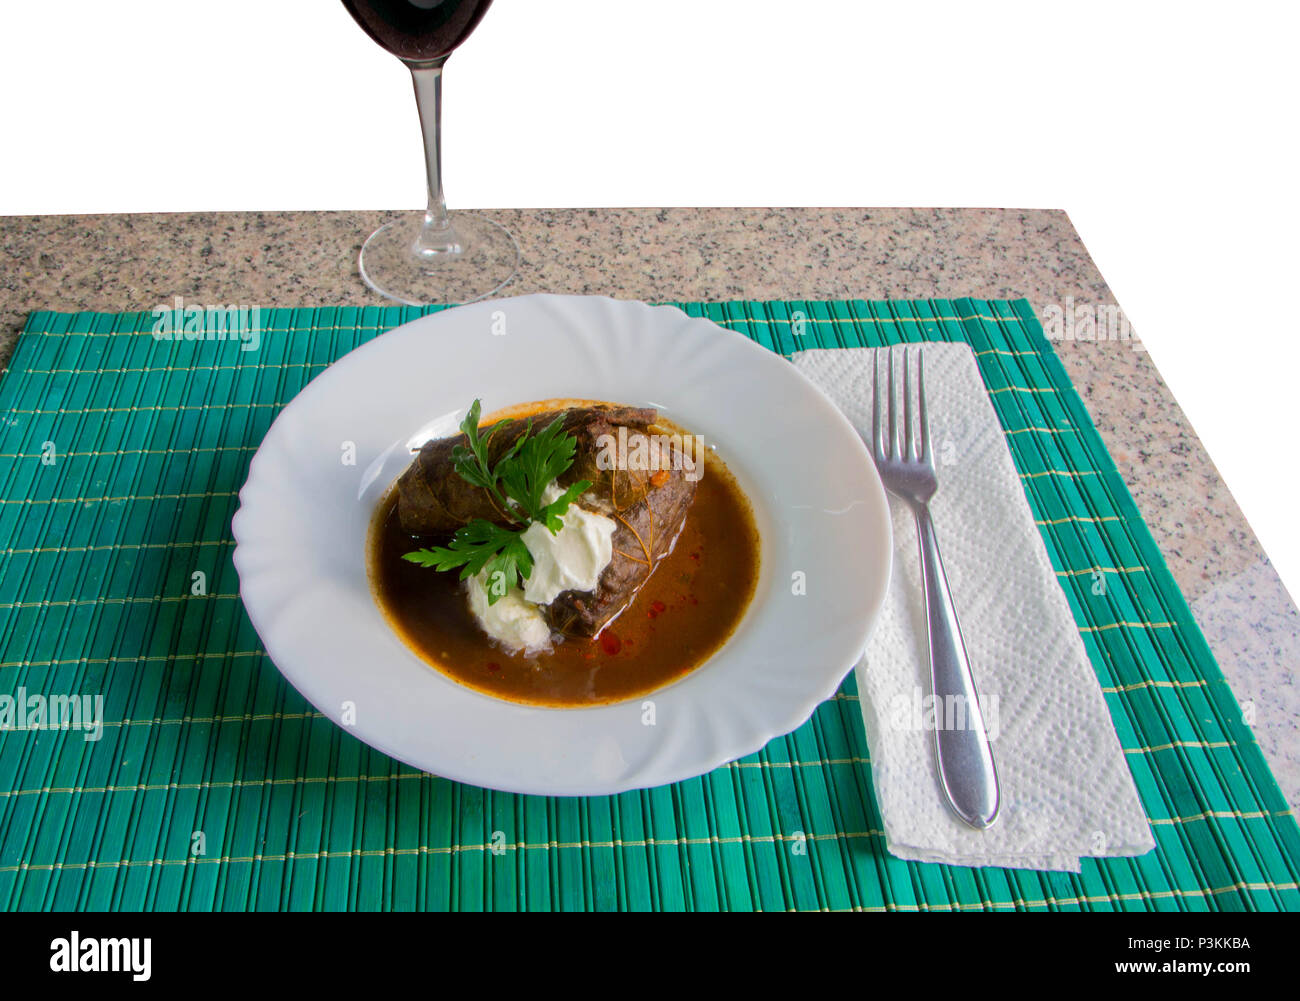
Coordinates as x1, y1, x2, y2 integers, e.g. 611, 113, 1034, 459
358, 212, 520, 307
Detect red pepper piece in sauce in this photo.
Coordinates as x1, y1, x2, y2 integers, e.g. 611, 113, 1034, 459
600, 632, 622, 656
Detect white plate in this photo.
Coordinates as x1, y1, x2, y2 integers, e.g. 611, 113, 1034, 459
232, 294, 891, 796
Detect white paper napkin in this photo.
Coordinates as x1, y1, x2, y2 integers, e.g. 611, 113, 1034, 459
791, 344, 1155, 871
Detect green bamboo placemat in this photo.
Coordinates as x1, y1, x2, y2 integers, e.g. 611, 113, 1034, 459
0, 298, 1297, 911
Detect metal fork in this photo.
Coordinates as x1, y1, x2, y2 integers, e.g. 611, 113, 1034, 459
871, 346, 1000, 829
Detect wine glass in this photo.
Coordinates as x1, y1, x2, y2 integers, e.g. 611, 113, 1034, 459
342, 0, 518, 306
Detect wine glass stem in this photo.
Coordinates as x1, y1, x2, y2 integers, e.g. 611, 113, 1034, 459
408, 58, 464, 258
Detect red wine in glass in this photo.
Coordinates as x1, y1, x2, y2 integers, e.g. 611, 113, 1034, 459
342, 0, 493, 64
341, 0, 517, 305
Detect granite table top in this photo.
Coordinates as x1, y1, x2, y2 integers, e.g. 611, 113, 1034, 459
1, 206, 1295, 811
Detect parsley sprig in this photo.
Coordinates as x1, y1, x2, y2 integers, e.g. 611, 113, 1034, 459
402, 400, 592, 604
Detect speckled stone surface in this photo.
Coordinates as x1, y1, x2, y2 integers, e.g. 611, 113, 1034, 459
1192, 560, 1300, 807
1, 207, 1295, 809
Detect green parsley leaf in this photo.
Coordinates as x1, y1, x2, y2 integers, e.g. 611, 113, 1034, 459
402, 518, 535, 605
498, 413, 580, 523
480, 535, 534, 603
538, 479, 593, 534
448, 400, 515, 516
404, 401, 592, 603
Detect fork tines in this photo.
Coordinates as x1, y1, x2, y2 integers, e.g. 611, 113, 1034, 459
872, 345, 931, 467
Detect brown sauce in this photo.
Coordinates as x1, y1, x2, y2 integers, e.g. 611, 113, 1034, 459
367, 412, 761, 707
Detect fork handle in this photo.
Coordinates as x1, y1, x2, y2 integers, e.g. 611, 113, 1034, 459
913, 505, 1000, 829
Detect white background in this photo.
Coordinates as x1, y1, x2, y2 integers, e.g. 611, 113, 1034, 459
2, 0, 1298, 600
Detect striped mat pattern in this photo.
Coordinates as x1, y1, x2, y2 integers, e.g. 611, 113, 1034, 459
0, 298, 1296, 911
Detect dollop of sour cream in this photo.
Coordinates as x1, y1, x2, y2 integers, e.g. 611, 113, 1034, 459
465, 570, 552, 654
521, 484, 617, 606
463, 482, 617, 654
